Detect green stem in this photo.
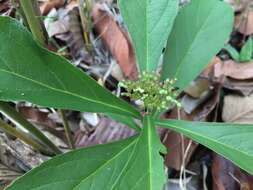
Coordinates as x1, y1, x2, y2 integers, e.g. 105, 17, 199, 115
0, 118, 53, 155
78, 0, 92, 51
59, 110, 75, 149
19, 0, 47, 45
0, 102, 61, 154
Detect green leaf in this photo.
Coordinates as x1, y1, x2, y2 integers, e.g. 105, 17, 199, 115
7, 115, 165, 190
161, 0, 233, 90
156, 119, 253, 175
239, 37, 253, 62
119, 0, 179, 72
112, 115, 165, 190
0, 16, 140, 119
224, 44, 240, 61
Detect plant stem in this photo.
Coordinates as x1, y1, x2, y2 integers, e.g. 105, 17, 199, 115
0, 118, 53, 155
78, 0, 92, 51
19, 0, 47, 46
59, 110, 75, 149
0, 102, 62, 154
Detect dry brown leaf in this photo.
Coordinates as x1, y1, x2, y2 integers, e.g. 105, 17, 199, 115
40, 0, 65, 15
92, 3, 138, 80
212, 154, 253, 190
161, 129, 198, 171
0, 0, 9, 13
75, 117, 135, 147
201, 56, 222, 78
215, 60, 253, 80
221, 77, 253, 96
225, 0, 253, 12
65, 0, 78, 10
212, 154, 239, 190
18, 106, 67, 142
239, 11, 253, 35
222, 94, 253, 123
184, 79, 210, 99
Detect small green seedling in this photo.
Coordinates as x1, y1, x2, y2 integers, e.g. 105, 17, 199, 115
225, 36, 253, 62
0, 0, 252, 190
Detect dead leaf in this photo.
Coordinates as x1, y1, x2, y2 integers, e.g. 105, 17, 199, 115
40, 0, 65, 15
224, 0, 253, 12
75, 117, 135, 147
222, 94, 253, 123
184, 79, 210, 99
239, 11, 253, 35
212, 154, 239, 190
44, 8, 69, 38
92, 3, 138, 80
0, 0, 9, 13
215, 60, 253, 80
201, 56, 222, 79
161, 129, 198, 171
212, 153, 253, 190
17, 106, 67, 142
221, 77, 253, 96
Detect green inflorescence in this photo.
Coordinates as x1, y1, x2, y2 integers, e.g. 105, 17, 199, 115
119, 72, 181, 112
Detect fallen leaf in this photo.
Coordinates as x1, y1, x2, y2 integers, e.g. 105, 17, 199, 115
222, 94, 253, 123
17, 106, 67, 142
224, 0, 252, 12
200, 56, 222, 78
212, 153, 239, 190
40, 0, 65, 15
161, 129, 198, 171
218, 75, 253, 96
215, 60, 253, 80
212, 153, 253, 190
75, 117, 135, 147
92, 3, 138, 79
239, 11, 253, 35
184, 79, 210, 99
0, 0, 9, 13
44, 8, 69, 38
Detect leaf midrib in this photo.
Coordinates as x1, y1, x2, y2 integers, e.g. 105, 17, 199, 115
174, 2, 217, 77
0, 68, 136, 117
147, 116, 152, 190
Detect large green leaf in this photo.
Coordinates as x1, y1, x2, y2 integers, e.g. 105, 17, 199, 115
0, 16, 140, 119
119, 0, 178, 72
156, 119, 253, 175
7, 115, 165, 190
112, 115, 165, 190
161, 0, 233, 90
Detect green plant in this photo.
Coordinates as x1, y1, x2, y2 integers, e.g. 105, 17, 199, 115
0, 0, 252, 189
225, 36, 253, 62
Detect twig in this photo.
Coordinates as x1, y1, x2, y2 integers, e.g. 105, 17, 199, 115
0, 118, 53, 155
78, 0, 92, 51
19, 0, 48, 45
59, 110, 75, 149
0, 102, 61, 154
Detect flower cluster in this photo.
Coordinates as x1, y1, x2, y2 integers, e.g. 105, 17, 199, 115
119, 72, 181, 112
